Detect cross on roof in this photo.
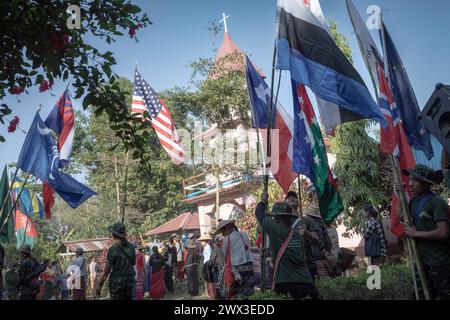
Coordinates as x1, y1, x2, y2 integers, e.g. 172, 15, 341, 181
219, 12, 230, 33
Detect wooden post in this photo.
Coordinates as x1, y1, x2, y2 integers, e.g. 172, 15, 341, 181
215, 171, 220, 222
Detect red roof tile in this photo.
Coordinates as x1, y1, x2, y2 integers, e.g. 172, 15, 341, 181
146, 212, 201, 236
58, 238, 111, 253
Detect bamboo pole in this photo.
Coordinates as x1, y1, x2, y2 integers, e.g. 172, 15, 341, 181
389, 155, 430, 300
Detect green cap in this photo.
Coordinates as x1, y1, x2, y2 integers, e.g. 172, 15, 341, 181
269, 202, 296, 217
108, 222, 127, 238
402, 164, 440, 185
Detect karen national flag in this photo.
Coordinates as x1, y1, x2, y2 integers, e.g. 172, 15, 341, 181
17, 113, 97, 210
246, 56, 297, 194
275, 0, 387, 128
382, 22, 434, 160
292, 82, 343, 223
45, 90, 75, 167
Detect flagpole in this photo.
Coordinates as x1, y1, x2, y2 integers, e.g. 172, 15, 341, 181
379, 13, 429, 300
0, 171, 32, 235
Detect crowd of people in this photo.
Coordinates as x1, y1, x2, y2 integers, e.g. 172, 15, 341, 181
0, 164, 449, 300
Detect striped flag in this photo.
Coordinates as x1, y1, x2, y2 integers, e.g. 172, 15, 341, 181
377, 63, 415, 237
275, 0, 387, 128
131, 69, 186, 165
45, 91, 74, 168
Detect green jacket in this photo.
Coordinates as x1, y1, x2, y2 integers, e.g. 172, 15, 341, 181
256, 202, 313, 285
18, 255, 39, 294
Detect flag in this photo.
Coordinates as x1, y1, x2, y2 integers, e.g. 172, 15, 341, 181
382, 22, 434, 159
377, 63, 416, 237
346, 0, 383, 91
13, 202, 38, 250
0, 166, 14, 243
131, 68, 186, 165
42, 182, 54, 219
17, 113, 97, 209
245, 56, 297, 194
308, 0, 364, 135
292, 82, 343, 223
275, 0, 387, 128
45, 90, 75, 167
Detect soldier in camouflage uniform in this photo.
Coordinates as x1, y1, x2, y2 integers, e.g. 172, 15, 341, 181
95, 223, 136, 300
17, 245, 40, 300
402, 165, 450, 300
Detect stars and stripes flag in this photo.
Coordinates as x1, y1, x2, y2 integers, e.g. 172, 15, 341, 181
131, 68, 186, 165
377, 62, 415, 237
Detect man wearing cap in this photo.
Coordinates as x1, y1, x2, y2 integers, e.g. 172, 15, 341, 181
17, 244, 40, 300
256, 193, 318, 300
95, 223, 136, 300
215, 219, 254, 299
68, 246, 87, 300
285, 191, 321, 280
400, 164, 450, 300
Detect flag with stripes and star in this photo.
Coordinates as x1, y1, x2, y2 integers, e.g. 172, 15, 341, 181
292, 82, 343, 224
131, 68, 186, 165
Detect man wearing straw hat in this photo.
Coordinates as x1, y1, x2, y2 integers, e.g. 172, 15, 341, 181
215, 219, 254, 299
400, 164, 450, 300
184, 235, 200, 296
198, 233, 216, 299
256, 193, 318, 299
303, 186, 335, 280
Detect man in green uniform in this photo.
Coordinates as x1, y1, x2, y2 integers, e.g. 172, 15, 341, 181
284, 191, 321, 281
402, 164, 450, 300
256, 193, 319, 300
95, 223, 136, 300
17, 244, 40, 300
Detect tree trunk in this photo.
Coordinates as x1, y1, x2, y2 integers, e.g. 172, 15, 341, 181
113, 155, 121, 221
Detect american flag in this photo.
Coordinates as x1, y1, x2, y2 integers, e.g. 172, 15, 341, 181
131, 69, 185, 165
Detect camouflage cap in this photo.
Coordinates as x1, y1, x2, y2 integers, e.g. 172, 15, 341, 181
19, 244, 32, 254
402, 164, 439, 185
269, 202, 296, 217
108, 222, 127, 238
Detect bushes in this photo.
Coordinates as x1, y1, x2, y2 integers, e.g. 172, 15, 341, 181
317, 264, 414, 300
249, 264, 414, 300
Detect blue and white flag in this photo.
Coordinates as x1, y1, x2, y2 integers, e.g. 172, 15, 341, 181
275, 0, 387, 128
17, 113, 96, 209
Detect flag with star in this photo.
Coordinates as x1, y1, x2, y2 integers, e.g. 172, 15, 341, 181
131, 68, 186, 165
292, 82, 343, 223
382, 21, 434, 160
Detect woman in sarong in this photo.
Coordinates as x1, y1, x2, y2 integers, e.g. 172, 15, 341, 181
184, 239, 199, 296
148, 246, 165, 299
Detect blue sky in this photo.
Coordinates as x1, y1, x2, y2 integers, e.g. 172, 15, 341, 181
1, 0, 450, 171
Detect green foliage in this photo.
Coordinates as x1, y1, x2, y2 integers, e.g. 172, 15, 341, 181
327, 20, 391, 234
317, 264, 414, 300
0, 0, 151, 142
331, 121, 391, 233
248, 290, 290, 300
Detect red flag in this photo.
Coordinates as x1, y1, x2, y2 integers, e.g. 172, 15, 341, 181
42, 182, 54, 219
377, 64, 415, 237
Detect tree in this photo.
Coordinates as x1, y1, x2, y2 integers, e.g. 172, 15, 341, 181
328, 20, 391, 234
0, 0, 151, 142
70, 78, 195, 239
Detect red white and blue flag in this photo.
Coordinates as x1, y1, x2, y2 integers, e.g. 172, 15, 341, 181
131, 69, 186, 165
45, 91, 74, 168
377, 63, 415, 236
